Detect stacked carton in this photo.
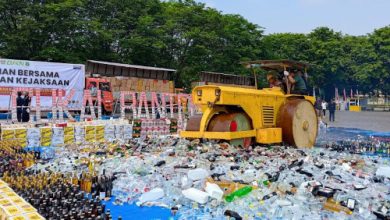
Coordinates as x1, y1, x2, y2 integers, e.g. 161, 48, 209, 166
104, 77, 174, 93
1, 129, 15, 146
40, 127, 52, 147
64, 127, 75, 144
27, 128, 40, 147
14, 129, 27, 148
123, 124, 133, 142
51, 127, 64, 146
0, 180, 44, 220
84, 125, 96, 143
95, 125, 105, 143
74, 126, 85, 143
104, 124, 115, 142
114, 124, 124, 140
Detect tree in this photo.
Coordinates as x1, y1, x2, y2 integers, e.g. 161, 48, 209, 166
369, 26, 390, 95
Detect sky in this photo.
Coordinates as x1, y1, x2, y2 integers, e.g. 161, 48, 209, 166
196, 0, 390, 35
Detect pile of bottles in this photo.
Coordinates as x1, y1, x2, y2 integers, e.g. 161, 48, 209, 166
0, 142, 39, 176
1, 135, 390, 219
320, 139, 390, 155
1, 169, 117, 220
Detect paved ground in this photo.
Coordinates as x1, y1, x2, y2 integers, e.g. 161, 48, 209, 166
322, 111, 390, 132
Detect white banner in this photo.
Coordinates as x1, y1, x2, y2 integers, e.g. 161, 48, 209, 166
0, 58, 85, 109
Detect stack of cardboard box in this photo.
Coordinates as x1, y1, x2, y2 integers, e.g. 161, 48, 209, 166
0, 180, 45, 220
104, 77, 174, 93
40, 127, 52, 147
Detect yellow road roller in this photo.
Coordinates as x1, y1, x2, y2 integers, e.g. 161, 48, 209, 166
180, 60, 318, 148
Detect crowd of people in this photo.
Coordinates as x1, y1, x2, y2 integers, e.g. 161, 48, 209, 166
16, 91, 31, 123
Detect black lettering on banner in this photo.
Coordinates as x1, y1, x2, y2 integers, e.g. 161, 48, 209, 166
18, 70, 23, 75
52, 80, 57, 86
64, 80, 70, 86
33, 78, 39, 84
47, 72, 53, 78
27, 78, 32, 84
54, 72, 59, 78
23, 78, 27, 84
46, 79, 51, 85
35, 71, 40, 77
40, 72, 46, 77
16, 78, 21, 83
7, 77, 13, 83
0, 77, 5, 83
28, 70, 34, 76
9, 69, 16, 75
2, 69, 8, 75
23, 70, 28, 76
40, 79, 45, 85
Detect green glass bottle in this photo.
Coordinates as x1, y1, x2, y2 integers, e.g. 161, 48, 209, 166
225, 186, 253, 202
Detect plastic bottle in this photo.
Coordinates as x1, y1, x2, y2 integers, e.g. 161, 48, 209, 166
188, 168, 209, 181
205, 182, 224, 201
138, 188, 164, 204
182, 188, 209, 204
225, 186, 253, 202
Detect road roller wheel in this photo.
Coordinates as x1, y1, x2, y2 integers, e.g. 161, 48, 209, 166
185, 115, 203, 131
207, 112, 252, 148
279, 99, 318, 148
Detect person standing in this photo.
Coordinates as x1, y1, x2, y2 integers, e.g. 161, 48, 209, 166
22, 92, 31, 122
329, 99, 336, 122
16, 92, 24, 122
314, 98, 322, 118
321, 100, 327, 116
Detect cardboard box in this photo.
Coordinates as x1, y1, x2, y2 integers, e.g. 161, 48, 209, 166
64, 135, 74, 144
26, 129, 39, 139
40, 137, 51, 147
1, 130, 15, 140
85, 134, 96, 143
95, 126, 104, 135
51, 136, 64, 146
14, 129, 27, 139
85, 126, 96, 135
15, 139, 27, 148
74, 126, 85, 136
40, 127, 52, 138
27, 140, 40, 148
95, 134, 104, 142
52, 127, 64, 136
64, 127, 74, 136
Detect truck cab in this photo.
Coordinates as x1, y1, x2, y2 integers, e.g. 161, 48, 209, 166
85, 77, 114, 114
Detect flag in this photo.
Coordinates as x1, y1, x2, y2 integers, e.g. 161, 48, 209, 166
343, 88, 347, 101
313, 87, 316, 98
350, 88, 353, 98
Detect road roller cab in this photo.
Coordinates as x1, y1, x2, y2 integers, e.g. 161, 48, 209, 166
180, 60, 318, 148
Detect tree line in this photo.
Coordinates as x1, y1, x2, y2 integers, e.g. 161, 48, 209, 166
0, 0, 389, 98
